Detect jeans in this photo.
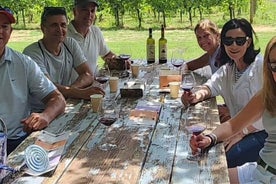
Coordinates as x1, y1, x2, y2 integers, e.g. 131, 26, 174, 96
226, 130, 268, 168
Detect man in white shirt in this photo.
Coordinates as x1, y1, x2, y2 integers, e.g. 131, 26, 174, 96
67, 0, 120, 78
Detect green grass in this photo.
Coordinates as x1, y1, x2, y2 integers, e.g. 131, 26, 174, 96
8, 28, 276, 61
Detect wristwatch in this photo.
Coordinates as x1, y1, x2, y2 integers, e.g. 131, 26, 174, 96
242, 127, 249, 135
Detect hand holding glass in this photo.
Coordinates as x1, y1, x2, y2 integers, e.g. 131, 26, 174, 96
185, 107, 207, 161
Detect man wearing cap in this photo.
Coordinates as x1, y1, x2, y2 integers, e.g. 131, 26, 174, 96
0, 7, 66, 154
23, 7, 105, 108
67, 0, 119, 78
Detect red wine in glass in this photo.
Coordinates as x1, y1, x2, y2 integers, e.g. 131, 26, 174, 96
95, 76, 109, 84
186, 124, 206, 135
99, 117, 117, 126
181, 85, 193, 92
186, 124, 206, 161
173, 63, 183, 68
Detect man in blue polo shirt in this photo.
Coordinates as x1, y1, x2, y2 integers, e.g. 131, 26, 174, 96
0, 7, 66, 154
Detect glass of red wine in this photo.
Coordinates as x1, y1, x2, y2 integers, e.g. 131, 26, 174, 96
97, 99, 118, 127
171, 49, 184, 73
184, 107, 207, 161
119, 54, 131, 77
181, 70, 196, 93
95, 65, 110, 88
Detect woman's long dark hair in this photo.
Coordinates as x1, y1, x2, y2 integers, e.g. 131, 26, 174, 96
220, 18, 260, 65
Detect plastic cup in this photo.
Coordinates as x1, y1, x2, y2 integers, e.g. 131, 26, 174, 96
109, 77, 119, 93
90, 94, 103, 113
131, 64, 140, 78
169, 82, 180, 99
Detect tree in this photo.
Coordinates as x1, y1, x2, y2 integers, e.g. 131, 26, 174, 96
125, 0, 147, 29
250, 0, 257, 23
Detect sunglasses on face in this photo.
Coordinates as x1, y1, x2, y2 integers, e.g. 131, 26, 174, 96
222, 36, 249, 46
0, 6, 14, 15
268, 62, 276, 72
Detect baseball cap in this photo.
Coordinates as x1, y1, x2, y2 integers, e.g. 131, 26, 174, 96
0, 6, 16, 24
74, 0, 99, 7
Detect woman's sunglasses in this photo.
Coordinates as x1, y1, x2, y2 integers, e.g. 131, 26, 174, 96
268, 62, 276, 72
222, 37, 249, 46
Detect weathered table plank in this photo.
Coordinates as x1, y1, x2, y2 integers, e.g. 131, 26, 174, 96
172, 98, 230, 184
139, 99, 182, 184
56, 104, 155, 183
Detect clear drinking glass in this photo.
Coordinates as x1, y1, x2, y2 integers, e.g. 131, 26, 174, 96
171, 49, 184, 73
97, 98, 119, 127
184, 107, 207, 161
181, 70, 196, 92
119, 47, 132, 77
97, 99, 119, 151
95, 65, 110, 88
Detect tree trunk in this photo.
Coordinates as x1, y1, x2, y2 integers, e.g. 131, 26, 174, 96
115, 8, 120, 27
188, 7, 193, 27
162, 11, 166, 28
198, 6, 203, 20
229, 3, 235, 19
136, 8, 142, 30
250, 0, 257, 23
22, 9, 26, 29
180, 10, 183, 23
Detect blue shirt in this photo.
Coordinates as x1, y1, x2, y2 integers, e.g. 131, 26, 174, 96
0, 47, 56, 139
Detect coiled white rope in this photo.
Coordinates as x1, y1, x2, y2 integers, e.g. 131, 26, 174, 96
25, 145, 49, 173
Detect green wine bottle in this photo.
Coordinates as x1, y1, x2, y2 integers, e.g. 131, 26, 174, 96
146, 28, 155, 64
159, 24, 167, 64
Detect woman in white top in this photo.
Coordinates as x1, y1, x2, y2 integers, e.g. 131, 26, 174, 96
182, 18, 267, 168
190, 35, 276, 183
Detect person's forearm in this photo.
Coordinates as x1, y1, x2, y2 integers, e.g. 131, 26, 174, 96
186, 53, 209, 71
42, 90, 66, 124
55, 83, 83, 99
71, 73, 93, 89
213, 92, 264, 142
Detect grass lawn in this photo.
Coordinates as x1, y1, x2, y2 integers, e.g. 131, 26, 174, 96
8, 26, 276, 61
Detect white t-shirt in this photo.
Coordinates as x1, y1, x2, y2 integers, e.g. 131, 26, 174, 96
205, 54, 264, 129
23, 37, 87, 86
67, 22, 110, 79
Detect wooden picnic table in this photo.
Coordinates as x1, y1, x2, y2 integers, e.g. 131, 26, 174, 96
5, 64, 230, 184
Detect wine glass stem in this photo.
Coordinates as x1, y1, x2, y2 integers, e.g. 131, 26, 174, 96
125, 60, 128, 72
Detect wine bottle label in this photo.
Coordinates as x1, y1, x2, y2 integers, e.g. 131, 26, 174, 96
147, 44, 155, 61
159, 44, 167, 61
